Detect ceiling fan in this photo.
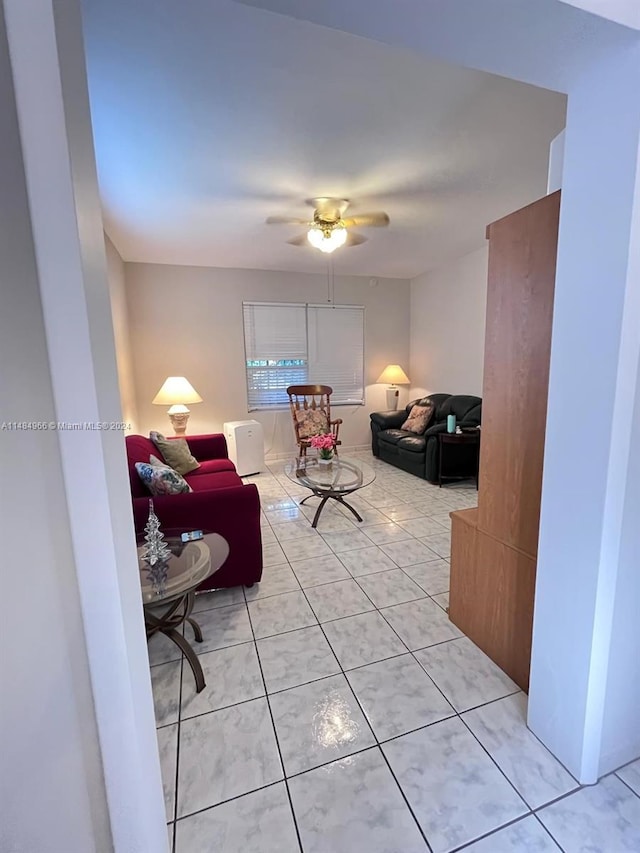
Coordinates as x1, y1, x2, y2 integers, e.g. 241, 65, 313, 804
266, 197, 390, 253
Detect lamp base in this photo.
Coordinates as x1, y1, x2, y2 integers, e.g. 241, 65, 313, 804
169, 411, 190, 436
386, 387, 400, 411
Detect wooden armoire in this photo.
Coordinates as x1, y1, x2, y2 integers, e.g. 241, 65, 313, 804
449, 190, 561, 692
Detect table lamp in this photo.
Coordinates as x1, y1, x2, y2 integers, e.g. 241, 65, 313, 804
152, 376, 202, 435
377, 364, 410, 411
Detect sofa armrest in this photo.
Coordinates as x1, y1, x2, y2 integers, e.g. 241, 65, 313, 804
133, 483, 262, 589
370, 410, 407, 430
424, 422, 448, 437
183, 433, 228, 461
460, 406, 482, 428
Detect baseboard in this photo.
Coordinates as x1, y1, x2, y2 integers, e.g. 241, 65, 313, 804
598, 742, 640, 779
264, 443, 371, 463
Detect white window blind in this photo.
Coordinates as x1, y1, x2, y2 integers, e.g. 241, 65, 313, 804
243, 303, 307, 410
308, 305, 365, 405
243, 302, 365, 411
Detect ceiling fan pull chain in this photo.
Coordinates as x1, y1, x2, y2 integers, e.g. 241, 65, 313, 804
327, 257, 331, 303
332, 256, 336, 304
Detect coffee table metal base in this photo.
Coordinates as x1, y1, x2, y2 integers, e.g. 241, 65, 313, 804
300, 491, 363, 528
145, 590, 205, 692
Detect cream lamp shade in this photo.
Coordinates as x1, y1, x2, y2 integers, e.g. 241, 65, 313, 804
377, 364, 410, 385
152, 376, 202, 435
377, 364, 410, 411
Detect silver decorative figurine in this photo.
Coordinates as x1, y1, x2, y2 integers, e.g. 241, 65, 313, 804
140, 500, 171, 595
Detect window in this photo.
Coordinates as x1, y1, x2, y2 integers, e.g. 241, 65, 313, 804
243, 302, 365, 411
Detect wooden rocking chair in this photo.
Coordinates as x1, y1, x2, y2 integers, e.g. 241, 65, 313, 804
287, 385, 343, 457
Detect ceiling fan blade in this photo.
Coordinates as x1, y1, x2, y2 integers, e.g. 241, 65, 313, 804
306, 197, 350, 221
265, 216, 310, 225
342, 212, 390, 228
286, 234, 309, 246
345, 232, 368, 247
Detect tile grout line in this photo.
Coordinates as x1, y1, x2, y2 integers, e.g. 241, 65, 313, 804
170, 653, 184, 853
613, 772, 640, 801
531, 812, 567, 852
291, 578, 435, 853
243, 595, 305, 853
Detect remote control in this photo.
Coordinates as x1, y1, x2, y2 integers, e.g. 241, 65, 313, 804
181, 530, 204, 543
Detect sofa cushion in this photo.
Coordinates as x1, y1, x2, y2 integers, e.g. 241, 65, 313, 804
379, 428, 415, 445
149, 431, 200, 475
401, 402, 435, 434
135, 459, 192, 495
185, 471, 243, 492
189, 458, 237, 476
397, 435, 427, 453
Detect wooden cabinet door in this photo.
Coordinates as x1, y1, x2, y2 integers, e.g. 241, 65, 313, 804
478, 191, 560, 557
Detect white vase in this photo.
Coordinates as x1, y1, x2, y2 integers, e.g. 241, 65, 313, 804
318, 456, 333, 467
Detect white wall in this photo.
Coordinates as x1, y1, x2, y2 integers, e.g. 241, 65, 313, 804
548, 129, 566, 193
0, 5, 110, 849
596, 134, 640, 776
529, 42, 640, 782
4, 0, 167, 848
599, 352, 640, 773
409, 246, 488, 399
558, 0, 640, 29
106, 233, 138, 431
125, 263, 411, 455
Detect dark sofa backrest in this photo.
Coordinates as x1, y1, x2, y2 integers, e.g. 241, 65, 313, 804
438, 395, 482, 424
403, 393, 482, 426
405, 393, 451, 416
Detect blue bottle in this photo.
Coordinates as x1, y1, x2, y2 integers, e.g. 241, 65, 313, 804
447, 414, 456, 434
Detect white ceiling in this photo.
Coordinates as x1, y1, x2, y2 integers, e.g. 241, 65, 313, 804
82, 0, 566, 278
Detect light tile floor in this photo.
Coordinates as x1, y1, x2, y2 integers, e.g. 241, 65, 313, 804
150, 452, 640, 853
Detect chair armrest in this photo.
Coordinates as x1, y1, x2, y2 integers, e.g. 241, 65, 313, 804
132, 483, 260, 535
370, 410, 406, 430
330, 418, 343, 426
182, 433, 228, 461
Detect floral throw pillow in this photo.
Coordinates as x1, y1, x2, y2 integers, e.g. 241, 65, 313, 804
401, 402, 435, 435
135, 456, 192, 495
295, 408, 329, 439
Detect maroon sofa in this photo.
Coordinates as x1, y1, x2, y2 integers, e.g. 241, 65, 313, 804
125, 433, 262, 590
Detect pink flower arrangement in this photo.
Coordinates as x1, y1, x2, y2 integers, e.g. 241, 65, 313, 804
310, 433, 336, 459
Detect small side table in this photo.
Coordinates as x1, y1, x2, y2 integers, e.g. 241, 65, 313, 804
438, 430, 481, 489
139, 531, 229, 692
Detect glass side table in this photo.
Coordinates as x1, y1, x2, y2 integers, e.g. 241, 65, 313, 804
138, 530, 229, 692
284, 455, 376, 528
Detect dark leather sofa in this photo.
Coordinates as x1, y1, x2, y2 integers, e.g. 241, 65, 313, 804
370, 393, 482, 483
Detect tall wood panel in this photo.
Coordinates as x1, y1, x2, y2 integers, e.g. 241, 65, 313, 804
478, 191, 560, 556
449, 191, 560, 691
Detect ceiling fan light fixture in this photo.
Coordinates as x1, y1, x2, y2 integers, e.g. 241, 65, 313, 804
307, 224, 347, 253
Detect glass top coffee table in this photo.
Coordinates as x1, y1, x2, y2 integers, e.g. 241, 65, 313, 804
284, 456, 376, 528
138, 530, 229, 692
